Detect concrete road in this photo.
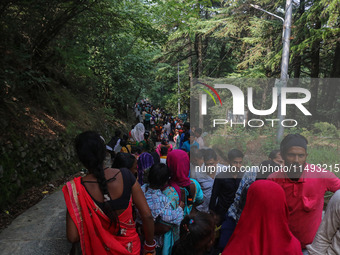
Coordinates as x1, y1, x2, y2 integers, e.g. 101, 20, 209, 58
0, 189, 71, 255
0, 142, 177, 255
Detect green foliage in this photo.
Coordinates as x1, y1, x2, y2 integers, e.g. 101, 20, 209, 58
307, 146, 340, 176
261, 135, 278, 156
102, 108, 116, 120
312, 122, 339, 137
1, 0, 340, 209
65, 121, 80, 136
206, 133, 248, 156
1, 0, 166, 113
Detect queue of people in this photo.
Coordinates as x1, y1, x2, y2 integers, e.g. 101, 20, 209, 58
63, 104, 340, 255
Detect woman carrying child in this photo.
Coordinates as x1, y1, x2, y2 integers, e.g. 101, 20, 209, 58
140, 163, 184, 254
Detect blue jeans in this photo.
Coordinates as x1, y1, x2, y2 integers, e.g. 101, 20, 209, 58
218, 216, 236, 252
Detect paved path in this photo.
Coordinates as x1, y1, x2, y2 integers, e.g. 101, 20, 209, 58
0, 189, 70, 255
0, 142, 177, 255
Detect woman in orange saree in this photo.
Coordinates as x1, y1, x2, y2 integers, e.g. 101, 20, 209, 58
63, 131, 155, 255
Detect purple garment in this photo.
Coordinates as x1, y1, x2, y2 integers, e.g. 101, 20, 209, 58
137, 152, 154, 185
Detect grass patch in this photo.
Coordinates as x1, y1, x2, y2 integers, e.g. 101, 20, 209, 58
307, 146, 340, 177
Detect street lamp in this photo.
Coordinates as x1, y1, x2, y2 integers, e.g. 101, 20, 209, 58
178, 62, 181, 115
250, 4, 284, 22
251, 0, 293, 142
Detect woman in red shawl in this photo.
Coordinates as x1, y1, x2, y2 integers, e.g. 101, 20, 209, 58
222, 180, 302, 255
63, 131, 155, 255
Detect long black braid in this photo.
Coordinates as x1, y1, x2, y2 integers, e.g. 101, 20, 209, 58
75, 131, 120, 234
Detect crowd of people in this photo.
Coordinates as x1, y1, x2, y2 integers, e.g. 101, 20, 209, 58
62, 99, 340, 255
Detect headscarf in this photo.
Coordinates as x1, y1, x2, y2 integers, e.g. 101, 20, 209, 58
280, 133, 308, 155
150, 152, 160, 164
131, 123, 145, 142
137, 152, 154, 185
222, 180, 302, 255
167, 149, 191, 200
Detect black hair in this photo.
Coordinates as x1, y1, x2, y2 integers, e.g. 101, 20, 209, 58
160, 146, 168, 156
227, 149, 244, 161
120, 139, 128, 147
195, 128, 202, 136
191, 147, 203, 159
108, 130, 121, 149
144, 132, 149, 140
172, 212, 215, 255
131, 146, 143, 155
183, 122, 190, 129
151, 152, 160, 164
112, 152, 136, 170
203, 148, 217, 162
148, 163, 169, 189
268, 149, 280, 160
197, 149, 204, 158
75, 131, 106, 175
75, 131, 119, 229
280, 133, 308, 156
115, 130, 121, 137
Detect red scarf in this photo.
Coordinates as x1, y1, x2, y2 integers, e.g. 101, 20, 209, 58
63, 177, 140, 255
222, 180, 302, 255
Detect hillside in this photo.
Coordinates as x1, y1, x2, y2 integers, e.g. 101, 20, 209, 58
0, 84, 135, 229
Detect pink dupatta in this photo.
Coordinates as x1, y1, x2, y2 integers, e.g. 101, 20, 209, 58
166, 149, 191, 200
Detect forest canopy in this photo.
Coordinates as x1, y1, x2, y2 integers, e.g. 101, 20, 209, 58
0, 0, 339, 123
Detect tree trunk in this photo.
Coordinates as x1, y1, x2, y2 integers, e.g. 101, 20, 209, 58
189, 41, 194, 87
331, 40, 340, 78
216, 43, 226, 77
326, 40, 340, 123
293, 0, 305, 79
308, 19, 321, 120
197, 34, 203, 78
190, 37, 202, 128
32, 3, 92, 64
290, 0, 305, 117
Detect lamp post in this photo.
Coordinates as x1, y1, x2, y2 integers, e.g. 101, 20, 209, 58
251, 0, 293, 143
178, 62, 180, 115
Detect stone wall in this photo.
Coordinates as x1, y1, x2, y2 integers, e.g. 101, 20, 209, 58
0, 134, 79, 208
